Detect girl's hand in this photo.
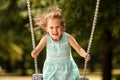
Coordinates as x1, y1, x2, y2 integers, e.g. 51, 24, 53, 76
31, 49, 38, 58
84, 54, 91, 61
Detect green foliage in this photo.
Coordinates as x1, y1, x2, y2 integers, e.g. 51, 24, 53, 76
0, 0, 32, 73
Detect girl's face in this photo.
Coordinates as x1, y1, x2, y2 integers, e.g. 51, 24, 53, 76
46, 18, 64, 41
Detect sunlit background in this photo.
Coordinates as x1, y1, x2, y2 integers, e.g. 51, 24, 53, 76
0, 0, 120, 80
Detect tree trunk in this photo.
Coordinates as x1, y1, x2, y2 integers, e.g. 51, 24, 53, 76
102, 48, 112, 80
6, 60, 12, 72
102, 30, 113, 80
21, 53, 27, 75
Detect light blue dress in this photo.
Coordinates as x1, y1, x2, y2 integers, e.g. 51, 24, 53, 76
43, 32, 80, 80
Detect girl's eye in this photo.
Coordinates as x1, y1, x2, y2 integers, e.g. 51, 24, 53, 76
56, 26, 60, 28
50, 27, 53, 29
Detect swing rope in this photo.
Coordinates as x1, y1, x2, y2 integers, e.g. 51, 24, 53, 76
83, 0, 100, 78
26, 0, 38, 74
26, 0, 100, 78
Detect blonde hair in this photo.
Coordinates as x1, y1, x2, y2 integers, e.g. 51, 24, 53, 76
34, 7, 66, 33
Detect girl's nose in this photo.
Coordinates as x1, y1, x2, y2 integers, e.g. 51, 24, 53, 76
53, 28, 57, 32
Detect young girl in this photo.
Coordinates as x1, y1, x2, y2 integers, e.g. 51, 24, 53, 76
31, 7, 90, 80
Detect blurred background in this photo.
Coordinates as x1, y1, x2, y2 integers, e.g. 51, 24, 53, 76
0, 0, 120, 80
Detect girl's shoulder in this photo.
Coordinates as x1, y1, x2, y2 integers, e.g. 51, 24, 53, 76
64, 32, 76, 43
64, 32, 72, 39
42, 34, 47, 39
64, 32, 70, 37
40, 35, 47, 42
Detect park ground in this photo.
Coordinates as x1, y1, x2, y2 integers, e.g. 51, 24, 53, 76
0, 69, 120, 80
0, 75, 102, 80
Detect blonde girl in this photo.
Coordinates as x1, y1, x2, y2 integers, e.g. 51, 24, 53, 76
31, 7, 90, 80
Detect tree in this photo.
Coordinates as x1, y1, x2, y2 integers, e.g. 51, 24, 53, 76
98, 0, 120, 80
0, 0, 32, 75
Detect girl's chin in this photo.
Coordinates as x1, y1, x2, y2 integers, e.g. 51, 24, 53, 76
52, 35, 59, 38
51, 35, 62, 41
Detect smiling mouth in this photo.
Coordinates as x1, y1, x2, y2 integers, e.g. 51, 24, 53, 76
52, 33, 58, 36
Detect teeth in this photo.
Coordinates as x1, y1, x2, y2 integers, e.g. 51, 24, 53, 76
53, 33, 58, 35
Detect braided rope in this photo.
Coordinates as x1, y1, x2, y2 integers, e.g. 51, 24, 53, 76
83, 0, 100, 78
26, 0, 38, 74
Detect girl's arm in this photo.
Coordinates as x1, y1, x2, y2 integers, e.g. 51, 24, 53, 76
31, 35, 47, 58
68, 34, 90, 61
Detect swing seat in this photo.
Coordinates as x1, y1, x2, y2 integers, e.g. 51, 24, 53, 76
32, 74, 89, 80
79, 78, 89, 80
32, 74, 43, 80
79, 76, 89, 80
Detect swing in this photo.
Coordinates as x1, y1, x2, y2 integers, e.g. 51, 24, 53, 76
26, 0, 100, 80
